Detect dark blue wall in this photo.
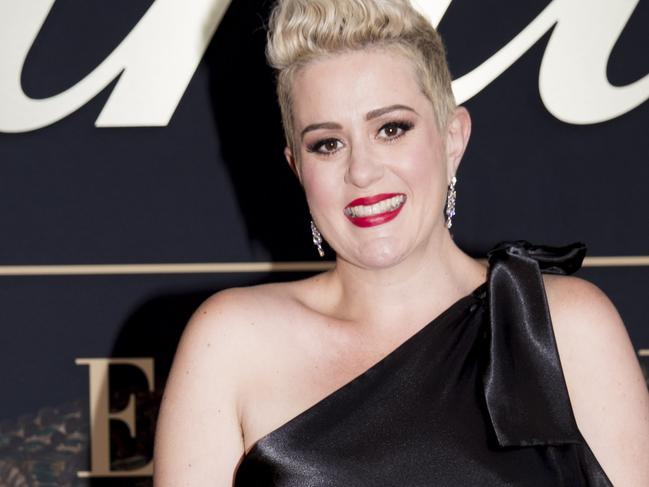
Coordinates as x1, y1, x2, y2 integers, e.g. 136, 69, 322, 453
1, 1, 647, 484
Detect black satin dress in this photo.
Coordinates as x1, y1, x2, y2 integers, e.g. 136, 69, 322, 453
234, 241, 614, 486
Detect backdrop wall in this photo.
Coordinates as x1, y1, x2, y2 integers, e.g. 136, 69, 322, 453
1, 1, 647, 485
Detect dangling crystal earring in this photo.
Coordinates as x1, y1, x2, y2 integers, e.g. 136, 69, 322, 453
445, 176, 457, 229
310, 220, 325, 257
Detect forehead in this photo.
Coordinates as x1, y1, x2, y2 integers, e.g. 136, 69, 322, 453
291, 48, 430, 126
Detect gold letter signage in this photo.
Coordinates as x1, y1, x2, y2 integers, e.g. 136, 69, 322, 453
75, 357, 154, 478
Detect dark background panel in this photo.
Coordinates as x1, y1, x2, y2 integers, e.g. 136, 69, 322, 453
0, 271, 288, 419
0, 0, 647, 264
0, 0, 647, 484
440, 1, 649, 255
579, 266, 649, 347
1, 266, 647, 421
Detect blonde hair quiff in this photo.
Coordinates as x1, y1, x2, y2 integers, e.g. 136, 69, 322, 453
266, 0, 456, 154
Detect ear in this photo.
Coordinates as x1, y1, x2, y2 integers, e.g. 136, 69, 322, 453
284, 146, 302, 182
445, 106, 472, 183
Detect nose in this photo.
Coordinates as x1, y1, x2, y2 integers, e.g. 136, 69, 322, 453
344, 141, 384, 188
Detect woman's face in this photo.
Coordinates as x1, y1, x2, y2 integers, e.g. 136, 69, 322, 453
288, 48, 469, 269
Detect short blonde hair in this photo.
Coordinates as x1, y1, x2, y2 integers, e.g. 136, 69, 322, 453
266, 0, 456, 155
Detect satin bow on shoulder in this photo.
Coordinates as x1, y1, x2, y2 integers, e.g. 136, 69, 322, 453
483, 240, 588, 447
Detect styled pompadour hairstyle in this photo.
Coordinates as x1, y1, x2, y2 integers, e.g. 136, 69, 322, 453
266, 0, 456, 155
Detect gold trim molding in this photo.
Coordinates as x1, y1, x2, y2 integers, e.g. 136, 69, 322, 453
0, 255, 649, 276
584, 256, 649, 266
0, 261, 335, 276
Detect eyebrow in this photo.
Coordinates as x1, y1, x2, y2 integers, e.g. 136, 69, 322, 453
300, 104, 418, 139
365, 104, 417, 121
300, 122, 342, 139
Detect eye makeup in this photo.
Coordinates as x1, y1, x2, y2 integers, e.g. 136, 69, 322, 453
304, 118, 415, 156
306, 138, 343, 155
377, 120, 414, 141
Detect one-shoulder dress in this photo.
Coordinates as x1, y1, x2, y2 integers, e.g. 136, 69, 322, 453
234, 241, 614, 486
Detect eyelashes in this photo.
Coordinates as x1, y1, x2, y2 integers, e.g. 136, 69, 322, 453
307, 138, 343, 154
377, 120, 414, 140
306, 119, 414, 156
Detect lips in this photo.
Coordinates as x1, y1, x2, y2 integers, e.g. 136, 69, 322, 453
344, 193, 407, 228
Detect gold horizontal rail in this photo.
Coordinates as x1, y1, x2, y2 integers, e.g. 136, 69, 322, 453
0, 261, 335, 276
584, 256, 649, 267
0, 255, 648, 276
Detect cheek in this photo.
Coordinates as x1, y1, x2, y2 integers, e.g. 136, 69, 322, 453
397, 142, 447, 193
300, 166, 339, 212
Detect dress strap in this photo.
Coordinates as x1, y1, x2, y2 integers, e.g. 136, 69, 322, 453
483, 240, 587, 447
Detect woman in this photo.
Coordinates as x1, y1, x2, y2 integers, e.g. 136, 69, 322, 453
154, 0, 649, 485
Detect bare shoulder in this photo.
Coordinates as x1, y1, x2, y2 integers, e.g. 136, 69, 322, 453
170, 279, 309, 385
153, 280, 308, 486
542, 274, 649, 486
188, 283, 291, 342
164, 285, 281, 375
542, 274, 627, 353
196, 278, 315, 337
541, 274, 634, 369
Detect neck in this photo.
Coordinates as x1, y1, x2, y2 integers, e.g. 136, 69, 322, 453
324, 231, 487, 331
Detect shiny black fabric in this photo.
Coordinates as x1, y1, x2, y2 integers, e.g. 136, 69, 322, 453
234, 241, 613, 486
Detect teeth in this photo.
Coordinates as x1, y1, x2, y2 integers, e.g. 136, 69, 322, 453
344, 194, 405, 218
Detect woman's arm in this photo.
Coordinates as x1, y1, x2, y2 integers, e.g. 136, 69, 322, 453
546, 275, 649, 486
153, 290, 247, 486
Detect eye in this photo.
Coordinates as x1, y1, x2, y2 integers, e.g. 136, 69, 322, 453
377, 121, 413, 141
307, 138, 343, 155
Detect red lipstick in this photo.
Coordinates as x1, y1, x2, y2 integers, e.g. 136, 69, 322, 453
344, 193, 406, 228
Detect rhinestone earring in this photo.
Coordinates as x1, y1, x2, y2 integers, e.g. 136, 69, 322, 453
310, 220, 325, 258
445, 176, 457, 229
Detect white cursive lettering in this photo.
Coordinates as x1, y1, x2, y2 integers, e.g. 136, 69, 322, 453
0, 0, 231, 133
415, 0, 649, 124
0, 0, 646, 132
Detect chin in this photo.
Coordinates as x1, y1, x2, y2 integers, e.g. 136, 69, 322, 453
352, 238, 407, 269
